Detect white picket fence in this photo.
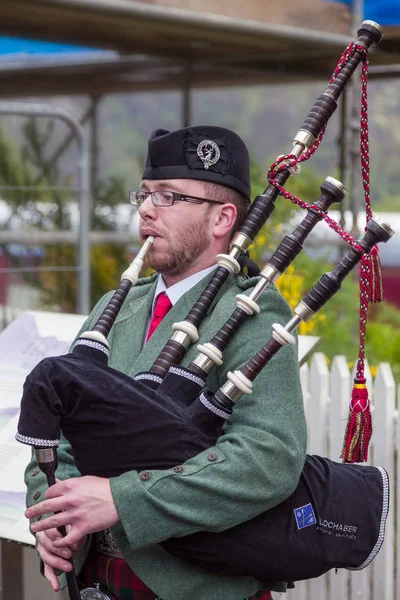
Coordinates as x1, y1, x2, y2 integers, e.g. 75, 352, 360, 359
285, 353, 399, 600
0, 303, 20, 331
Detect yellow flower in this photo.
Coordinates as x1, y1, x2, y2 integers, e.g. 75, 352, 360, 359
369, 365, 378, 378
257, 235, 266, 246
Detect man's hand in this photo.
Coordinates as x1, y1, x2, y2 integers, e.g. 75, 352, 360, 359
36, 528, 85, 591
26, 476, 119, 547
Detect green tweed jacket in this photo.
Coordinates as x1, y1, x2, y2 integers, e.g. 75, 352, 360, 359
25, 271, 307, 600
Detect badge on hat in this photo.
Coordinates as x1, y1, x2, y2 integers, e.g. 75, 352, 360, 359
184, 130, 230, 178
196, 139, 221, 170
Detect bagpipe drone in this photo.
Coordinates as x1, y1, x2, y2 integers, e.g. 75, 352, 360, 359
16, 19, 393, 598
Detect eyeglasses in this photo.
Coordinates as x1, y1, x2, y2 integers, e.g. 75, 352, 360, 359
129, 190, 225, 207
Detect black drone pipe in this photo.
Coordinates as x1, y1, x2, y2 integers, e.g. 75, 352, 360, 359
181, 176, 347, 385
202, 217, 393, 418
149, 20, 383, 379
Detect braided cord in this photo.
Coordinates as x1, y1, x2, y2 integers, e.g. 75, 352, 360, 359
360, 53, 372, 224
267, 42, 377, 383
356, 53, 372, 381
267, 42, 372, 247
267, 43, 369, 256
267, 162, 364, 253
268, 43, 376, 385
267, 42, 372, 253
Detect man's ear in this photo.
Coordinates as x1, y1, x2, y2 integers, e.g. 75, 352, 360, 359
213, 203, 237, 238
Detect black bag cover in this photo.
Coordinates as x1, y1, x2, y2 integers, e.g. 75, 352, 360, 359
162, 455, 389, 581
16, 345, 224, 477
16, 346, 389, 582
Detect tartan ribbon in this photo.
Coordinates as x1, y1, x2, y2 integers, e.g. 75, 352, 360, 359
79, 548, 273, 600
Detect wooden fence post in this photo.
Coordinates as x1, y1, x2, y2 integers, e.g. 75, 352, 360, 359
370, 363, 395, 600
329, 356, 350, 599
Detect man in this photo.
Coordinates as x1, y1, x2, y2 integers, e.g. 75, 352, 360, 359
24, 126, 307, 600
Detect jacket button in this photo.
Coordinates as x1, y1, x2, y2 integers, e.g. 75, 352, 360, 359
174, 466, 184, 473
140, 471, 151, 481
207, 453, 218, 462
33, 492, 41, 500
31, 469, 40, 477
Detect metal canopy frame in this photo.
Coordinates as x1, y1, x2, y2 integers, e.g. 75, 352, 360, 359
0, 0, 400, 97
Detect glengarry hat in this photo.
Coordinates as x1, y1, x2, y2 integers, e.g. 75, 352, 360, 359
141, 126, 251, 202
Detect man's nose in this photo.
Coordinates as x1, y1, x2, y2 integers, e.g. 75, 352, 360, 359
138, 194, 157, 219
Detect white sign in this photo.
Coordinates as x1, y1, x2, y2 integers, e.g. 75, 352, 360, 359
0, 311, 86, 545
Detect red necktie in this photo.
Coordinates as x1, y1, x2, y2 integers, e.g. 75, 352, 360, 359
146, 292, 173, 342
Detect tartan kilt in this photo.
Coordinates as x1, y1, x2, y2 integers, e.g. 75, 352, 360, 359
78, 549, 272, 600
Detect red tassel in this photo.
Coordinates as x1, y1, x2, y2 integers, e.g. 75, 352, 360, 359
341, 378, 372, 463
363, 245, 384, 303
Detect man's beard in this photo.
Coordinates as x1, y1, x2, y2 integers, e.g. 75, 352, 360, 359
147, 216, 211, 275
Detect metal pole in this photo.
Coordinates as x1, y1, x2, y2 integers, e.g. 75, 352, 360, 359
40, 0, 353, 48
90, 96, 101, 199
182, 62, 192, 128
0, 101, 91, 314
32, 103, 95, 187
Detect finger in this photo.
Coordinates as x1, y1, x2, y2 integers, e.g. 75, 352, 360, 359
38, 543, 73, 574
65, 525, 80, 553
36, 531, 70, 558
26, 496, 66, 519
30, 512, 71, 534
44, 565, 61, 592
52, 528, 85, 549
44, 480, 69, 499
43, 533, 82, 559
44, 528, 64, 542
36, 531, 72, 559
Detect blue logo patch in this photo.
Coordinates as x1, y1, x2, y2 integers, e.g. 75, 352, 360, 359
294, 503, 317, 530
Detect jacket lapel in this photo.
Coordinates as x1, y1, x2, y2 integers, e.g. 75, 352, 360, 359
131, 270, 236, 376
109, 277, 157, 375
110, 270, 235, 378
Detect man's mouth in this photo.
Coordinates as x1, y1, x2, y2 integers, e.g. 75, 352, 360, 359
140, 228, 161, 240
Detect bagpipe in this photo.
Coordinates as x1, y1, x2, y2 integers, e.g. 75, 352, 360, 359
16, 19, 393, 598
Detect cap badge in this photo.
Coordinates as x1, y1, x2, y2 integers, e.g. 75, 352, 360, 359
196, 139, 221, 170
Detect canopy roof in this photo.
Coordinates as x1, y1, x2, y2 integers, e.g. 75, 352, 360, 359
0, 0, 400, 97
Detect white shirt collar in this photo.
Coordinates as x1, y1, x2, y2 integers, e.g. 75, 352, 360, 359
151, 265, 217, 313
144, 265, 216, 344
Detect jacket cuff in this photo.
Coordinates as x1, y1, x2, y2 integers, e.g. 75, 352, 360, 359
109, 447, 225, 549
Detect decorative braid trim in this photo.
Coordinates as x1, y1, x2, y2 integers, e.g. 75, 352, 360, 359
348, 466, 390, 571
15, 432, 60, 447
199, 392, 231, 420
135, 373, 163, 384
169, 366, 205, 388
74, 338, 110, 357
